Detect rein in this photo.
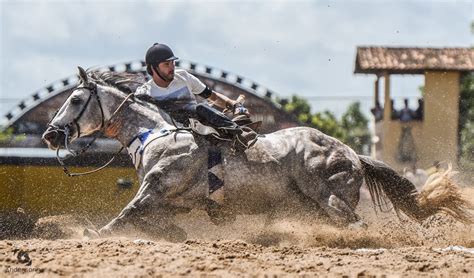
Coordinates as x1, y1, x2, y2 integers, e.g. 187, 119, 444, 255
54, 84, 135, 177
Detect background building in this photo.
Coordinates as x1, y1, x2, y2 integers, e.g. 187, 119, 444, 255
355, 46, 474, 171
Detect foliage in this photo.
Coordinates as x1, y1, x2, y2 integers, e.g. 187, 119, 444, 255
459, 72, 474, 169
418, 85, 425, 96
0, 126, 25, 145
281, 95, 312, 124
278, 95, 371, 155
0, 127, 15, 143
311, 111, 346, 139
340, 102, 371, 154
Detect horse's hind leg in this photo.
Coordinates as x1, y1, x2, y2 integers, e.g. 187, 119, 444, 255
327, 194, 367, 229
310, 189, 363, 227
298, 158, 366, 227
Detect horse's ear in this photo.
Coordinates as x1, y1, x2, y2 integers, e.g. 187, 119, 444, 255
77, 66, 89, 84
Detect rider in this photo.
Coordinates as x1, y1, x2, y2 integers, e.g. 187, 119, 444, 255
135, 43, 249, 136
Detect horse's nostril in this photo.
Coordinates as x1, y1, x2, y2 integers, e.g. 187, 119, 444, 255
42, 131, 57, 143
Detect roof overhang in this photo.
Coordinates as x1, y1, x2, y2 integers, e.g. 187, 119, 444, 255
354, 46, 474, 75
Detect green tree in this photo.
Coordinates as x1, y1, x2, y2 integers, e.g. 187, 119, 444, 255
0, 126, 26, 145
340, 102, 371, 154
0, 127, 14, 143
311, 111, 345, 139
459, 72, 474, 169
281, 95, 312, 124
279, 95, 370, 154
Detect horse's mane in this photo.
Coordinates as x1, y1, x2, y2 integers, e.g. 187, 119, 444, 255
86, 70, 173, 123
88, 70, 147, 94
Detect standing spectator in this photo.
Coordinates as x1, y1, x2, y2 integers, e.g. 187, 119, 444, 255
370, 101, 383, 121
399, 98, 414, 122
413, 98, 424, 120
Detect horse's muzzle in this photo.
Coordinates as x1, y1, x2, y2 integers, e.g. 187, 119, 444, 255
42, 127, 66, 149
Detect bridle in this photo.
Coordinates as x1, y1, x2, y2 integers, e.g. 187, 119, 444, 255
48, 82, 134, 177
69, 83, 105, 138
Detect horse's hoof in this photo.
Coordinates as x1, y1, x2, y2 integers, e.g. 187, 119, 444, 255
208, 209, 237, 226
98, 227, 113, 237
162, 225, 187, 243
83, 228, 100, 238
348, 220, 368, 230
206, 202, 236, 226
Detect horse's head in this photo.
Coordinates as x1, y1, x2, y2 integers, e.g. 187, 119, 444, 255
42, 66, 105, 149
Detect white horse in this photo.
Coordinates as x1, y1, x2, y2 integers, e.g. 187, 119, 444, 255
42, 68, 473, 241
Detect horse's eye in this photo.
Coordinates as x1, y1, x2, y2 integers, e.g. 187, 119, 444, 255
71, 97, 81, 105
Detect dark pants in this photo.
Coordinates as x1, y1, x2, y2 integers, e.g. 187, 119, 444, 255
171, 103, 237, 129
195, 104, 237, 128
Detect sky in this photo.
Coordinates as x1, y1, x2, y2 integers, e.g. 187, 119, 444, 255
0, 0, 472, 125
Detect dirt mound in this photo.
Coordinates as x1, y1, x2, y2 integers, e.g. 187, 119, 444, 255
0, 209, 37, 240
31, 215, 93, 240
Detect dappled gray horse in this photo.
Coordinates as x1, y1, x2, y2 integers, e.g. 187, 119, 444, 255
43, 68, 472, 241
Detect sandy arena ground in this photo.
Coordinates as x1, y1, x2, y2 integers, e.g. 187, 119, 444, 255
1, 188, 473, 277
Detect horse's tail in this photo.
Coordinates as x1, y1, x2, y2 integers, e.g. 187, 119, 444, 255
358, 155, 473, 224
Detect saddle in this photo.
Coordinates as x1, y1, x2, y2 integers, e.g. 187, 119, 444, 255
188, 116, 261, 151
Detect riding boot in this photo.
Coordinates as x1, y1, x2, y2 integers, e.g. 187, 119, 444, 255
235, 127, 259, 151
196, 104, 242, 135
240, 128, 259, 145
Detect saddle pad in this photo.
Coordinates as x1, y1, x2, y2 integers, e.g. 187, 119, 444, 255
127, 128, 171, 169
208, 148, 224, 204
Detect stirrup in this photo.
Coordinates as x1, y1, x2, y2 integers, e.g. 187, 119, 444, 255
232, 114, 262, 133
219, 125, 243, 135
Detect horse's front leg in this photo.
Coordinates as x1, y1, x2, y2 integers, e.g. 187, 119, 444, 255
100, 203, 187, 242
85, 171, 187, 242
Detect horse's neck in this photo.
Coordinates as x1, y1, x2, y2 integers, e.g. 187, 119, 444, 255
103, 89, 171, 146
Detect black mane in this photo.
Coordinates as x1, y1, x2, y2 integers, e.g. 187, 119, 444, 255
88, 71, 147, 94
86, 70, 167, 117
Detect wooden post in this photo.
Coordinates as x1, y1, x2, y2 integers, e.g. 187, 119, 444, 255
383, 72, 391, 121
380, 72, 392, 163
374, 75, 380, 106
371, 75, 381, 159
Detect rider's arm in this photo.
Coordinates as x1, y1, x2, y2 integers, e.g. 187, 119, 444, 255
198, 87, 248, 115
185, 71, 237, 110
208, 91, 236, 110
196, 86, 235, 110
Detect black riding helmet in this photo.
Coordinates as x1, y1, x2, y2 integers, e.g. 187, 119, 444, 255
145, 43, 178, 65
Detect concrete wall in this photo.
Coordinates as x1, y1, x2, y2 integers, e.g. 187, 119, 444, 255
380, 121, 424, 169
422, 71, 460, 167
0, 165, 138, 217
378, 71, 460, 171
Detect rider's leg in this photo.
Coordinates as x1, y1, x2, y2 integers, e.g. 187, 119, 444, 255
195, 103, 242, 133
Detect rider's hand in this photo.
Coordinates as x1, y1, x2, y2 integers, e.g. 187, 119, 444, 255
233, 103, 249, 115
